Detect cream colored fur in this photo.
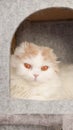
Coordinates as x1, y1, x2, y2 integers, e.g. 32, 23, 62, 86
11, 67, 61, 100
10, 42, 73, 100
10, 64, 73, 100
59, 64, 73, 99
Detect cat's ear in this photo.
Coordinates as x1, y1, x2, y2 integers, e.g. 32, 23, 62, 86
10, 55, 17, 68
49, 49, 60, 73
11, 54, 21, 68
50, 49, 61, 64
13, 42, 26, 58
24, 41, 38, 48
14, 41, 30, 58
49, 49, 57, 61
24, 41, 30, 47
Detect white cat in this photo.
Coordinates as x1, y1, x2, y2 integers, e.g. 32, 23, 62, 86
10, 41, 70, 100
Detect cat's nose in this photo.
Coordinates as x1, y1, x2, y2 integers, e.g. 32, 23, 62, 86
33, 74, 39, 78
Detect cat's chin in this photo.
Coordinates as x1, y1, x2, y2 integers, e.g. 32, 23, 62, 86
32, 78, 39, 83
33, 79, 46, 84
23, 78, 39, 83
29, 78, 43, 84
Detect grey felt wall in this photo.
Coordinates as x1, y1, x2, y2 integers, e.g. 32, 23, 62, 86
0, 125, 61, 130
0, 0, 73, 115
0, 0, 73, 130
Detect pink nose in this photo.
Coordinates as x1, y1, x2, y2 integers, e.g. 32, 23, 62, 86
33, 74, 39, 78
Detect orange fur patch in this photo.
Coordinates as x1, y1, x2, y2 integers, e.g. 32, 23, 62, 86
20, 42, 40, 59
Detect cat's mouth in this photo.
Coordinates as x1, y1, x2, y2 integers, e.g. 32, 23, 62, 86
33, 78, 42, 83
34, 78, 37, 81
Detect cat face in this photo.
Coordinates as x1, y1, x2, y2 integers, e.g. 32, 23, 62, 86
11, 42, 59, 83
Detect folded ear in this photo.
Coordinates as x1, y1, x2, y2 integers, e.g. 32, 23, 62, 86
49, 49, 61, 73
14, 41, 30, 58
10, 41, 30, 68
11, 55, 19, 68
14, 45, 24, 58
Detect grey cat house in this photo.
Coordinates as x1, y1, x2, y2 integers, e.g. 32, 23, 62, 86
0, 0, 73, 130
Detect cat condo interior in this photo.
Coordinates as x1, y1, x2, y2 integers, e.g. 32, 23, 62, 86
11, 8, 73, 99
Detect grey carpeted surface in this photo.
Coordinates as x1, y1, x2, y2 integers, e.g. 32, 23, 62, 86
0, 114, 62, 130
0, 125, 62, 130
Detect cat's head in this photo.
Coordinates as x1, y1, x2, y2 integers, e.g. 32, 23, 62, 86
11, 41, 59, 83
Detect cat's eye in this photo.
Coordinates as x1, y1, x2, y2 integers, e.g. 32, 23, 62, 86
41, 65, 49, 71
24, 63, 32, 69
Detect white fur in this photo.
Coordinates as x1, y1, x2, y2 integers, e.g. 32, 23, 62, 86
10, 43, 73, 100
15, 53, 57, 82
10, 53, 62, 100
59, 64, 73, 99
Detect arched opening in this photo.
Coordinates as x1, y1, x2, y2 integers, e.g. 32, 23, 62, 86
10, 7, 73, 100
11, 7, 73, 54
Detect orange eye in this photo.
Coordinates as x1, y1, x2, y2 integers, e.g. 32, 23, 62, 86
41, 65, 49, 71
24, 63, 32, 69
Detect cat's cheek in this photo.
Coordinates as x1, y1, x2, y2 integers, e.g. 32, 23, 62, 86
23, 71, 34, 81
47, 68, 56, 77
36, 74, 46, 82
38, 69, 55, 81
15, 64, 26, 76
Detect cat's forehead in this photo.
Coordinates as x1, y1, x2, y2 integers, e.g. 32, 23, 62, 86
17, 43, 56, 64
23, 53, 43, 64
23, 53, 53, 68
21, 43, 52, 60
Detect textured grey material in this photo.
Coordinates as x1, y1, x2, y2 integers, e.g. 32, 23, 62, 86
1, 114, 73, 130
0, 0, 73, 125
0, 115, 62, 130
0, 0, 73, 129
0, 114, 62, 126
63, 115, 73, 130
0, 125, 62, 130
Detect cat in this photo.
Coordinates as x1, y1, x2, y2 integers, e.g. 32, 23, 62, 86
10, 41, 64, 100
